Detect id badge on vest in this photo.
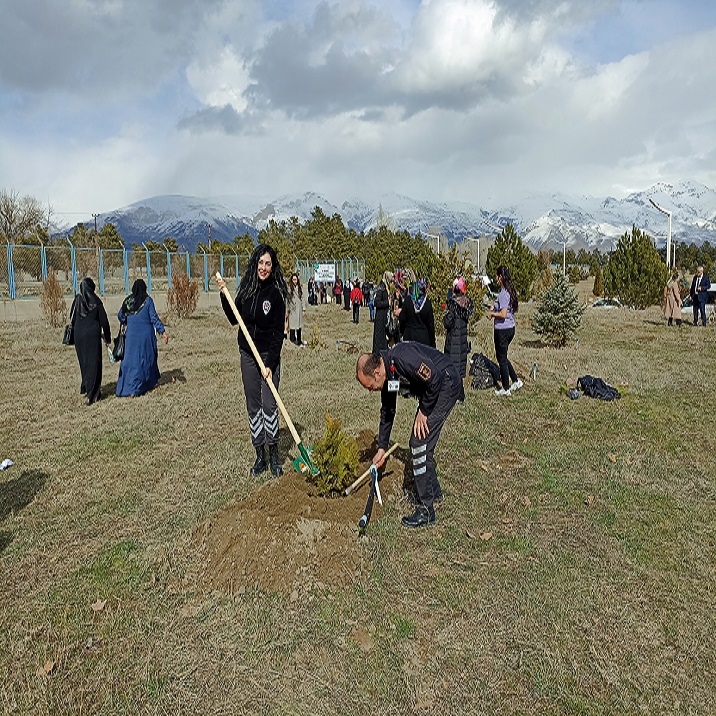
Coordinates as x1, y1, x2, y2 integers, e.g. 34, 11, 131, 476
387, 358, 400, 392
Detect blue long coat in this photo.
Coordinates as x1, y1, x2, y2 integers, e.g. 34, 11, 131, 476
116, 297, 165, 397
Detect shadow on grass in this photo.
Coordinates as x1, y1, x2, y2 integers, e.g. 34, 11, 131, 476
100, 368, 187, 397
0, 469, 48, 522
0, 469, 49, 555
0, 530, 13, 554
158, 368, 187, 386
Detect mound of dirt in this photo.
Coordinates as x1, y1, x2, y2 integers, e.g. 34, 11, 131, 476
193, 431, 411, 597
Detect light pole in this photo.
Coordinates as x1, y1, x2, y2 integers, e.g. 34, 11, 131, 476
464, 236, 480, 272
559, 239, 568, 275
425, 233, 441, 255
648, 198, 672, 268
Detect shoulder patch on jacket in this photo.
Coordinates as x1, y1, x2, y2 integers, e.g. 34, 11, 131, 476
416, 362, 432, 381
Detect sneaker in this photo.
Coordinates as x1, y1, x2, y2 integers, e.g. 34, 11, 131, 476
511, 379, 523, 391
495, 388, 511, 396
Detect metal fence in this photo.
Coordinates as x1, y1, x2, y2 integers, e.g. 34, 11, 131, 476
0, 244, 365, 299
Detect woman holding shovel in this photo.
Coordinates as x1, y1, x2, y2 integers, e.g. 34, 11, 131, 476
218, 244, 289, 477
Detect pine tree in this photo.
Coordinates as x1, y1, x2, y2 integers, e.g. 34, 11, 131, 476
593, 265, 604, 297
603, 226, 668, 309
485, 223, 537, 302
531, 270, 585, 347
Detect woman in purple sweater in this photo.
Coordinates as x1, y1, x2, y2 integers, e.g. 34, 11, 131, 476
486, 265, 523, 396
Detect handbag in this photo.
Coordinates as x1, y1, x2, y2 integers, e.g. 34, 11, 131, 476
62, 297, 77, 345
112, 325, 126, 362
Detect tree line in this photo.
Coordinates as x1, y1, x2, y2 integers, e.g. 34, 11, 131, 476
4, 188, 714, 310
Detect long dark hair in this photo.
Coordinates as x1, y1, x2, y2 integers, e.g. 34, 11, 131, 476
289, 272, 303, 300
237, 244, 288, 305
496, 265, 518, 313
78, 277, 98, 318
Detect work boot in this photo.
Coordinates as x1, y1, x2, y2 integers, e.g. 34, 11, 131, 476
250, 446, 268, 476
401, 505, 436, 528
268, 444, 283, 477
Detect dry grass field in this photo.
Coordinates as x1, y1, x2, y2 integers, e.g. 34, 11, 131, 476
1, 288, 715, 715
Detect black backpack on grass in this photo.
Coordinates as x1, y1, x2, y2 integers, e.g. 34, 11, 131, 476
469, 353, 500, 390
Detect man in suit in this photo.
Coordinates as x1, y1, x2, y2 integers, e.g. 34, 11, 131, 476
690, 266, 711, 326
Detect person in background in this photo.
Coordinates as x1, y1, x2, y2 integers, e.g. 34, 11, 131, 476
343, 278, 352, 311
218, 244, 288, 477
350, 279, 363, 324
372, 271, 392, 352
307, 277, 316, 306
398, 277, 436, 348
319, 281, 327, 304
71, 277, 111, 405
663, 272, 682, 327
486, 265, 522, 396
690, 266, 711, 327
116, 278, 168, 398
443, 276, 474, 395
286, 272, 307, 345
333, 278, 343, 305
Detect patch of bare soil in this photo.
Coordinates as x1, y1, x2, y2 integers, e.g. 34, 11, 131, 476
192, 431, 411, 597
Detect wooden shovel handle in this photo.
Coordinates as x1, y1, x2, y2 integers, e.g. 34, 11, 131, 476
215, 273, 302, 447
344, 443, 400, 495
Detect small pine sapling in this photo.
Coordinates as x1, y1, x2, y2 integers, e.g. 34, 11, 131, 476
307, 412, 359, 496
167, 272, 199, 318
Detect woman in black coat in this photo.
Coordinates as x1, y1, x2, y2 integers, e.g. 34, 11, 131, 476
398, 278, 435, 348
372, 272, 392, 353
71, 277, 111, 405
443, 276, 474, 377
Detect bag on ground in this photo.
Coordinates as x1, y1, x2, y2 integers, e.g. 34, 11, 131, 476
469, 352, 499, 390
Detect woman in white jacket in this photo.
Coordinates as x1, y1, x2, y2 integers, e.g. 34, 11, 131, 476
286, 272, 307, 345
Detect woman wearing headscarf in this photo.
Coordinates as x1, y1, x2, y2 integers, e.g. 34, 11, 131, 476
217, 244, 289, 477
71, 277, 111, 405
372, 271, 392, 353
486, 265, 522, 396
116, 278, 168, 397
443, 276, 474, 379
398, 277, 436, 347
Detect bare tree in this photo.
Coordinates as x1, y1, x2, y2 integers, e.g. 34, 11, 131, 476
0, 189, 46, 244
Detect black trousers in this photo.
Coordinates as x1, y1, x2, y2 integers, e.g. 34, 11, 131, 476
494, 327, 518, 389
240, 349, 280, 447
409, 366, 461, 509
289, 328, 302, 345
352, 303, 360, 323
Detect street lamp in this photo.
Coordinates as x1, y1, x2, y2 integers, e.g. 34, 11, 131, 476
425, 233, 441, 255
558, 239, 568, 275
648, 197, 672, 269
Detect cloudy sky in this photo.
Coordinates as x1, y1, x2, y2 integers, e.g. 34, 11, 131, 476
1, 0, 715, 222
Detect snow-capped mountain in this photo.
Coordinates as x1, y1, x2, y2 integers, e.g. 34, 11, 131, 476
73, 180, 716, 252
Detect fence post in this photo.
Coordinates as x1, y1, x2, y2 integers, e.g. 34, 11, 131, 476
123, 248, 129, 295
235, 253, 241, 292
67, 238, 78, 295
40, 243, 48, 282
220, 252, 225, 280
7, 243, 16, 299
142, 244, 152, 294
167, 249, 172, 288
201, 249, 209, 292
186, 250, 191, 279
98, 247, 105, 295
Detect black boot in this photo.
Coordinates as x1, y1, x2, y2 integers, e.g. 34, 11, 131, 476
268, 444, 283, 477
401, 504, 436, 528
250, 446, 268, 476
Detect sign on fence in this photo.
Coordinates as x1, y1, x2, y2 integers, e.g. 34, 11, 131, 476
314, 263, 336, 282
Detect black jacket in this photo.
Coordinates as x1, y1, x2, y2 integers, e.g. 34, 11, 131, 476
221, 280, 285, 370
443, 295, 474, 377
399, 296, 435, 348
377, 342, 457, 449
372, 282, 390, 352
